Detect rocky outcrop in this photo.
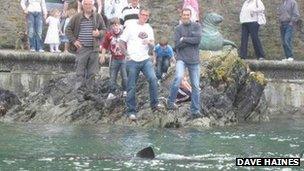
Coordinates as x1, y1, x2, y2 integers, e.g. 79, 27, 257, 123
1, 48, 269, 128
0, 88, 21, 116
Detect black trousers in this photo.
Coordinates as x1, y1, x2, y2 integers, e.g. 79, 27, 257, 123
240, 22, 265, 59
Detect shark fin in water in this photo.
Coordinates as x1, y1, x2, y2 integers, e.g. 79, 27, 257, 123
136, 146, 155, 159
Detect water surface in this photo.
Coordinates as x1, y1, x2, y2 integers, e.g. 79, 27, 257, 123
0, 118, 303, 170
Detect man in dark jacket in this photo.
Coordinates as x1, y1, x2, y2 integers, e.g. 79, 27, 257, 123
66, 0, 106, 95
167, 8, 202, 120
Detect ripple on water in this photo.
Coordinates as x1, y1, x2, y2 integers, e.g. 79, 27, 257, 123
37, 157, 55, 162
3, 159, 16, 165
219, 135, 240, 139
289, 144, 300, 148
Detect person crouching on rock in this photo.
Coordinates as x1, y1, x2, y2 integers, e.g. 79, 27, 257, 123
166, 8, 202, 121
99, 17, 127, 100
66, 0, 106, 100
153, 37, 175, 84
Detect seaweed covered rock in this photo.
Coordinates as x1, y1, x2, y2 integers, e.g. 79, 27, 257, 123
200, 48, 269, 126
2, 48, 269, 127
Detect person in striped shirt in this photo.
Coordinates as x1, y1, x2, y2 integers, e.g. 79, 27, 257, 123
66, 0, 106, 99
120, 0, 140, 27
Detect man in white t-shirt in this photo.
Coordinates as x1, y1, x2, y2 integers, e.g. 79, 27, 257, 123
119, 8, 161, 120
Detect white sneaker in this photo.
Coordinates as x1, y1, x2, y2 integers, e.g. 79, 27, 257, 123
129, 114, 137, 121
287, 57, 294, 61
107, 93, 116, 100
123, 91, 127, 97
30, 49, 36, 52
38, 49, 44, 52
157, 80, 161, 86
282, 58, 288, 62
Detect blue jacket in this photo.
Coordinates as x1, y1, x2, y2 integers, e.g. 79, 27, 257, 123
154, 44, 174, 58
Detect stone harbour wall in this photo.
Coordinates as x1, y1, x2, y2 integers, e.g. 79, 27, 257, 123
1, 50, 304, 111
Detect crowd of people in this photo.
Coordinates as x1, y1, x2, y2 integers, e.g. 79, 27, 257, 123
19, 0, 301, 121
239, 0, 300, 61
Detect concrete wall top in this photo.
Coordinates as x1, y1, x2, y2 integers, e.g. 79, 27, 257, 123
0, 49, 76, 73
245, 59, 304, 80
1, 49, 304, 80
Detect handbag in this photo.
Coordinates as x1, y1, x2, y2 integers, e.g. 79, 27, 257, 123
256, 0, 266, 25
257, 12, 266, 25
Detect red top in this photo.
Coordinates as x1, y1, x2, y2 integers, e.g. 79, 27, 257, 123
101, 31, 125, 60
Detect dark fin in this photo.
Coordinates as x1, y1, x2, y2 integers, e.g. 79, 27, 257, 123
136, 146, 155, 159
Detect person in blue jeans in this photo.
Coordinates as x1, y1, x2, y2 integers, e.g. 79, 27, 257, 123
278, 0, 300, 61
167, 8, 202, 120
21, 0, 48, 52
120, 8, 162, 120
100, 18, 127, 100
154, 37, 175, 82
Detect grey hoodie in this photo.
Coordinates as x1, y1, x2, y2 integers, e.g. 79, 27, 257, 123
277, 0, 300, 24
174, 22, 202, 64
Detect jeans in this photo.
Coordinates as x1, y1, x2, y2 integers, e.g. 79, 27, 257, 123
156, 56, 170, 80
168, 60, 201, 115
240, 22, 265, 59
126, 59, 159, 114
27, 12, 43, 51
109, 58, 127, 93
280, 23, 294, 58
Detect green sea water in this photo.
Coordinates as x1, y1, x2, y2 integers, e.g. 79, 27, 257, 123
0, 118, 303, 170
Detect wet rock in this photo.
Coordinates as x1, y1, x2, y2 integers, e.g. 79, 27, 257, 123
0, 88, 21, 116
200, 48, 269, 126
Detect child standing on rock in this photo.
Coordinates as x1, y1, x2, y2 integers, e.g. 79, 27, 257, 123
61, 8, 76, 53
45, 8, 61, 53
99, 17, 127, 100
